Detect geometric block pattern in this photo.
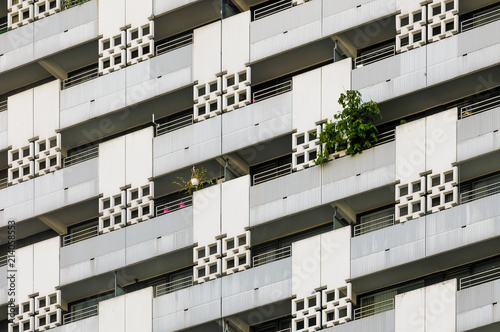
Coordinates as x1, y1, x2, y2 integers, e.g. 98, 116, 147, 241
126, 21, 154, 66
8, 0, 34, 30
292, 292, 322, 332
126, 182, 154, 225
34, 290, 65, 331
396, 4, 427, 53
427, 166, 458, 213
99, 191, 127, 234
321, 283, 355, 328
427, 0, 458, 43
193, 240, 222, 284
8, 143, 35, 185
222, 231, 251, 275
395, 176, 426, 223
292, 126, 321, 171
194, 78, 222, 122
34, 134, 65, 176
99, 31, 126, 75
34, 0, 61, 20
222, 67, 251, 113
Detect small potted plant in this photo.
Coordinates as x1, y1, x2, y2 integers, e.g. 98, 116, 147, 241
173, 166, 211, 195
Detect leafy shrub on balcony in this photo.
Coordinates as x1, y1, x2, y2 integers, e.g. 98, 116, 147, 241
315, 90, 381, 165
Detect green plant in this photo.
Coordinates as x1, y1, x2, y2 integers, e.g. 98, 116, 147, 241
173, 166, 212, 194
315, 90, 382, 165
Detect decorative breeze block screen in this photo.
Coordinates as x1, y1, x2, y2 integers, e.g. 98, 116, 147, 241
395, 176, 426, 223
99, 191, 127, 233
427, 166, 458, 213
222, 231, 251, 275
194, 78, 222, 122
126, 21, 155, 65
126, 182, 155, 225
34, 0, 60, 20
292, 292, 322, 332
99, 32, 127, 75
222, 67, 251, 113
321, 283, 355, 327
292, 126, 321, 171
427, 0, 459, 43
396, 5, 427, 53
193, 240, 222, 283
8, 143, 35, 185
8, 0, 34, 30
34, 134, 66, 176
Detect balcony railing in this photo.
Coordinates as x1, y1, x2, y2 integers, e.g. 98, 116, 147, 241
253, 246, 291, 267
62, 67, 99, 90
253, 0, 292, 21
459, 94, 500, 119
155, 275, 193, 297
156, 33, 193, 56
0, 22, 7, 34
62, 225, 99, 247
373, 129, 396, 147
155, 196, 193, 217
459, 266, 500, 290
354, 214, 395, 237
62, 304, 98, 325
0, 100, 7, 112
252, 163, 292, 186
63, 146, 99, 168
460, 180, 500, 204
353, 298, 395, 320
461, 7, 500, 32
0, 177, 8, 190
277, 329, 291, 332
252, 80, 292, 103
156, 114, 193, 136
354, 45, 396, 68
0, 254, 7, 267
62, 0, 91, 10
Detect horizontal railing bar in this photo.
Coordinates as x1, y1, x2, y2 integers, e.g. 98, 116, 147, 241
0, 177, 8, 190
253, 81, 292, 100
0, 254, 7, 267
354, 214, 395, 236
459, 266, 500, 290
156, 33, 193, 55
353, 298, 394, 320
62, 225, 99, 246
460, 181, 500, 203
62, 304, 98, 324
254, 0, 292, 20
63, 146, 99, 168
461, 8, 500, 31
253, 163, 292, 185
155, 276, 194, 296
460, 95, 500, 118
0, 100, 7, 112
253, 246, 291, 267
155, 196, 193, 216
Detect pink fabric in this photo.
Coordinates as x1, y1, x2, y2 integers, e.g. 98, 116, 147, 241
180, 200, 185, 208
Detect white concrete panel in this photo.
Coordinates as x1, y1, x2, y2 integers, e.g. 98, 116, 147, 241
321, 59, 352, 121
292, 234, 321, 298
33, 237, 59, 296
395, 118, 426, 183
153, 0, 196, 15
193, 184, 221, 245
125, 287, 153, 332
425, 109, 456, 174
16, 245, 34, 304
34, 80, 60, 139
221, 175, 250, 238
126, 0, 153, 28
99, 136, 126, 197
98, 0, 126, 38
99, 294, 125, 332
425, 279, 456, 332
8, 89, 33, 148
397, 0, 423, 13
293, 68, 321, 133
395, 287, 425, 332
222, 11, 250, 74
193, 21, 221, 85
321, 227, 351, 289
125, 127, 153, 188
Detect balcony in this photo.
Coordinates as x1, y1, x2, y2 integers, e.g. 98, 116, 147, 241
0, 101, 7, 150
457, 278, 500, 331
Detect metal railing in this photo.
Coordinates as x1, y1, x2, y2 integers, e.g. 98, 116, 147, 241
155, 196, 193, 217
0, 100, 7, 112
156, 33, 193, 56
253, 0, 292, 21
354, 214, 395, 237
354, 45, 396, 68
0, 177, 8, 190
461, 7, 500, 32
277, 329, 291, 332
63, 146, 99, 168
459, 266, 500, 290
62, 304, 98, 325
62, 225, 99, 247
62, 67, 99, 90
253, 246, 291, 267
0, 254, 7, 267
460, 181, 500, 204
252, 80, 292, 103
373, 129, 396, 147
353, 298, 395, 320
156, 114, 193, 136
62, 0, 91, 10
253, 163, 292, 186
155, 276, 193, 297
0, 22, 7, 34
459, 94, 500, 119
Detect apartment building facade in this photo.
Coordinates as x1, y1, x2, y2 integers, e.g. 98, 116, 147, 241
1, 0, 500, 331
